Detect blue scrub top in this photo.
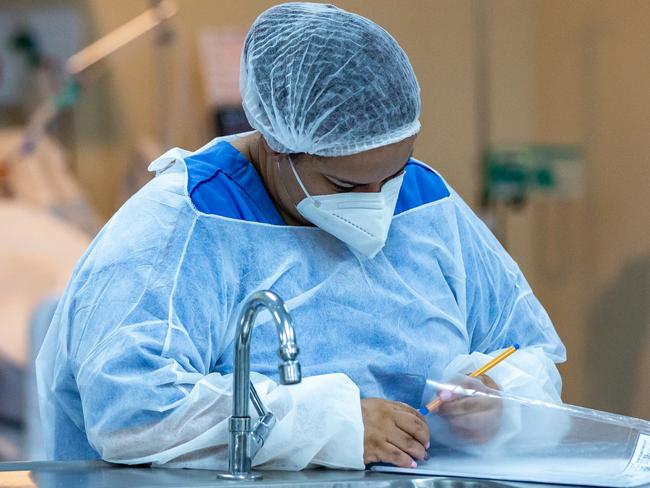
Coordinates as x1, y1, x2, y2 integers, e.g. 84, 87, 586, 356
185, 141, 450, 221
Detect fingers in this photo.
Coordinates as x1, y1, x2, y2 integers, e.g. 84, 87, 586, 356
436, 374, 501, 416
392, 400, 427, 422
437, 395, 498, 416
442, 406, 498, 431
438, 397, 502, 434
363, 439, 419, 468
361, 398, 430, 468
425, 375, 503, 444
444, 405, 501, 444
478, 374, 499, 390
387, 424, 427, 461
393, 410, 430, 447
362, 432, 420, 467
435, 386, 503, 444
453, 373, 499, 392
377, 442, 418, 468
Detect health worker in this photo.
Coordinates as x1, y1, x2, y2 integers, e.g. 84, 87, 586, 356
37, 2, 566, 471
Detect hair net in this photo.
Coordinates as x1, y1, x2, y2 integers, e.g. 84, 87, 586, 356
240, 2, 421, 157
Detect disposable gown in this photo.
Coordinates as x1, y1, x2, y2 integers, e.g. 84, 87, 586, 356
36, 135, 566, 470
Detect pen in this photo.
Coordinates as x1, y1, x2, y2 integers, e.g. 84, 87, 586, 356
418, 343, 520, 415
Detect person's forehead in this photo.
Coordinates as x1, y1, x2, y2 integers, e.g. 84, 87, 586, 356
313, 137, 415, 182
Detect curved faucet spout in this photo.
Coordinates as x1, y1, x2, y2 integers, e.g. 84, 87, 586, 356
233, 290, 301, 418
220, 290, 302, 481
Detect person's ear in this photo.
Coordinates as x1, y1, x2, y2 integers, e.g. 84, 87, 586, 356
258, 136, 311, 167
259, 136, 282, 158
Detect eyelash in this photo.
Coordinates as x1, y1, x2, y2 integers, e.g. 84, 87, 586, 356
332, 182, 357, 192
328, 167, 407, 192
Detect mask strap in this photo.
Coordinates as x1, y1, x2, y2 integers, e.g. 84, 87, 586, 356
287, 154, 312, 199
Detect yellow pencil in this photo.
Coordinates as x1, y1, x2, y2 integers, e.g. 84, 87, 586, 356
419, 343, 520, 415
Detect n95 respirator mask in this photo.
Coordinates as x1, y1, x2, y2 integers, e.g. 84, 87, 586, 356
288, 155, 404, 259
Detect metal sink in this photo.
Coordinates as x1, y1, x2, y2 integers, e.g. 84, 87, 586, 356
0, 460, 641, 488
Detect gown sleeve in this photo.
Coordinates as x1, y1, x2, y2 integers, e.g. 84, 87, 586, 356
44, 168, 365, 471
450, 188, 566, 397
424, 189, 569, 452
76, 323, 364, 470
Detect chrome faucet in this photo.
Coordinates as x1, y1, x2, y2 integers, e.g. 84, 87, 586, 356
218, 290, 301, 481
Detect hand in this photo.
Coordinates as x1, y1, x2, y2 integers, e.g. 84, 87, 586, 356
360, 397, 430, 468
436, 374, 503, 444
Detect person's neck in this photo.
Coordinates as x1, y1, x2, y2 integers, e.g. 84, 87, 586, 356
230, 132, 259, 168
231, 133, 303, 226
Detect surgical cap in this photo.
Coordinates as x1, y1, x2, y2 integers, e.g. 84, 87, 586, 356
240, 2, 421, 157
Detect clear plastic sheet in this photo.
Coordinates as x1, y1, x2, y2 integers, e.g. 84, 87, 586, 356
373, 376, 650, 487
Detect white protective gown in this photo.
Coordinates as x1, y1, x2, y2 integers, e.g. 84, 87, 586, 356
37, 140, 566, 470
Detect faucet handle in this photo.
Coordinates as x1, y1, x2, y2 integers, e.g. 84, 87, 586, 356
249, 412, 276, 459
247, 381, 277, 459
249, 381, 269, 417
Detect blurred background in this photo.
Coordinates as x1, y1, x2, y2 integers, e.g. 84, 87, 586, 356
0, 0, 647, 461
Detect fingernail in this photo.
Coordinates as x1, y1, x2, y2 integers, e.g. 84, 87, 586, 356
411, 461, 417, 468
439, 390, 452, 401
426, 441, 430, 449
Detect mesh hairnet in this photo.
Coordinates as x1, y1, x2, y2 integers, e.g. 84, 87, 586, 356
240, 2, 421, 157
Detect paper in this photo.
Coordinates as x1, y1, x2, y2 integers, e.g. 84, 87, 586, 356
625, 433, 650, 474
372, 443, 650, 488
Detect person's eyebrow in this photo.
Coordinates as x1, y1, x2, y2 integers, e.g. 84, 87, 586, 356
325, 149, 414, 187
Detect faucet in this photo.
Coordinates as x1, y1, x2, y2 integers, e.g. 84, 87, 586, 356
217, 290, 302, 481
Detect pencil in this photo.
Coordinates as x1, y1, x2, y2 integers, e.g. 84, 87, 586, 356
418, 343, 520, 415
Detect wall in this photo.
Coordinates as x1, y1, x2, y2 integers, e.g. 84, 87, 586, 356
483, 0, 649, 418
529, 0, 650, 417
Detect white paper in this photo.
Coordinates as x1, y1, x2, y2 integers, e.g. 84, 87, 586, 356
625, 434, 650, 474
372, 446, 650, 487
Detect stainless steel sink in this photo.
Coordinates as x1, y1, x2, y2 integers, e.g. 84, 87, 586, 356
0, 460, 645, 488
